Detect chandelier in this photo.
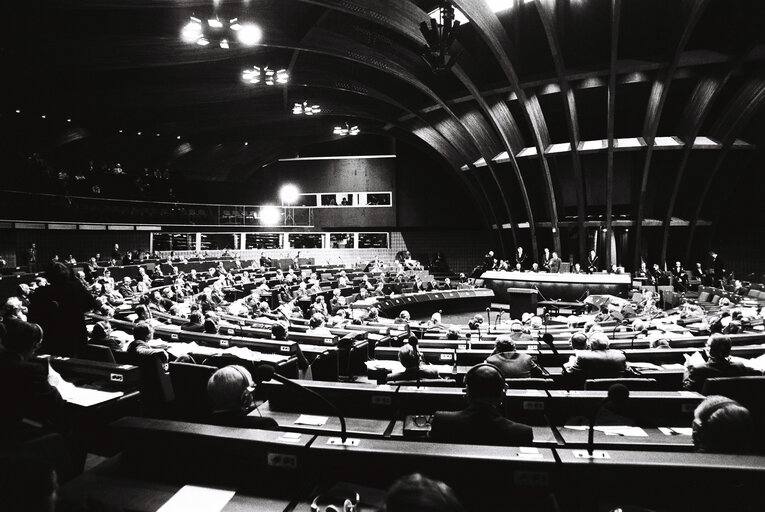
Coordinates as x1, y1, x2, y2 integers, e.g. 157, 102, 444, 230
333, 123, 359, 136
181, 16, 262, 48
242, 66, 289, 85
419, 1, 463, 74
292, 101, 322, 115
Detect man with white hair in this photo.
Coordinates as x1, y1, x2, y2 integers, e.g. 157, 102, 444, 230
563, 331, 627, 379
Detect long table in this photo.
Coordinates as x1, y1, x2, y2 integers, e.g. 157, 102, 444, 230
481, 270, 631, 302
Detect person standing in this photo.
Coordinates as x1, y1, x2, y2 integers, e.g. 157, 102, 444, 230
28, 263, 98, 357
27, 243, 37, 272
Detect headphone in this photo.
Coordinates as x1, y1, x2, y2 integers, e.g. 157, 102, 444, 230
464, 363, 507, 395
691, 398, 739, 448
230, 365, 256, 413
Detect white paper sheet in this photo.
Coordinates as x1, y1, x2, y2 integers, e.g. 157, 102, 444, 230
658, 427, 693, 436
156, 485, 235, 512
59, 386, 124, 407
294, 414, 329, 426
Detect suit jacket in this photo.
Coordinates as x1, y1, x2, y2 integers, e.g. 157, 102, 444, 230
0, 350, 68, 433
486, 351, 544, 379
430, 402, 533, 446
683, 357, 763, 392
549, 257, 561, 273
564, 349, 627, 379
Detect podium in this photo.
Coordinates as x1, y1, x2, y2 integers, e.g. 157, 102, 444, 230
506, 287, 538, 317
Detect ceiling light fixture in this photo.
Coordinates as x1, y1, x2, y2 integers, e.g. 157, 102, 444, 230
333, 123, 359, 136
180, 16, 260, 48
420, 0, 463, 74
292, 101, 321, 115
242, 66, 288, 85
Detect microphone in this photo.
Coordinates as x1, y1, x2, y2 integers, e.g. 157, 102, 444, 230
541, 332, 558, 355
587, 384, 630, 455
254, 365, 350, 442
495, 310, 503, 328
465, 331, 472, 350
485, 307, 491, 333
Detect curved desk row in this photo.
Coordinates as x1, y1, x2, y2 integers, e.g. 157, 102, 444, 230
361, 288, 495, 317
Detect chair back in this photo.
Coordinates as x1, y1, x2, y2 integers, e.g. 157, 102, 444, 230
585, 377, 658, 391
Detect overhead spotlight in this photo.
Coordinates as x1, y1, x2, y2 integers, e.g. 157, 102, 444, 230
237, 23, 262, 46
41, 115, 46, 119
176, 135, 181, 140
420, 0, 463, 74
137, 131, 142, 135
66, 118, 72, 122
181, 18, 203, 43
229, 18, 242, 31
219, 39, 229, 49
196, 37, 210, 46
242, 66, 288, 85
207, 18, 223, 29
244, 141, 249, 145
259, 205, 281, 226
15, 109, 21, 114
279, 184, 300, 205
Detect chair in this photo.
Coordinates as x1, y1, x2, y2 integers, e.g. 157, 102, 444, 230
584, 378, 658, 391
169, 363, 216, 421
702, 376, 765, 453
78, 344, 116, 363
505, 378, 555, 390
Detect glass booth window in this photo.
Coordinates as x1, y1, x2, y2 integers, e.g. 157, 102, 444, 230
358, 233, 388, 249
200, 233, 239, 251
288, 233, 324, 249
295, 194, 317, 207
330, 233, 354, 249
364, 193, 391, 206
245, 233, 282, 250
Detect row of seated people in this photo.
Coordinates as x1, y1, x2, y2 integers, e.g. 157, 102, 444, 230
1, 312, 756, 454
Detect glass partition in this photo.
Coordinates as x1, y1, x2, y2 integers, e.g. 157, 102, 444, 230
245, 233, 282, 249
358, 233, 388, 249
329, 233, 354, 249
288, 233, 324, 249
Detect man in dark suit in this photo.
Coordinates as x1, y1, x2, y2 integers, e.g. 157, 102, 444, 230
429, 364, 533, 446
0, 318, 69, 434
485, 336, 544, 379
563, 332, 627, 379
548, 251, 562, 273
514, 247, 528, 271
683, 335, 763, 392
205, 365, 278, 430
586, 250, 599, 274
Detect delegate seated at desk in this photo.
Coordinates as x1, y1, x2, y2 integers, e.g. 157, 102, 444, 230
485, 336, 544, 379
205, 365, 278, 430
562, 332, 627, 379
683, 334, 763, 392
387, 341, 441, 383
429, 364, 533, 446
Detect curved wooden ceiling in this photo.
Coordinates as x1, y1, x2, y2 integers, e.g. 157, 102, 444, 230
6, 0, 765, 262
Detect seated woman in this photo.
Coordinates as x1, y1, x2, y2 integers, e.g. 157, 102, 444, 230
205, 365, 278, 429
387, 339, 442, 383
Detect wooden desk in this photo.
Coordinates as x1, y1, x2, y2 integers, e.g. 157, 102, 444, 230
58, 455, 298, 512
388, 419, 560, 447
556, 425, 695, 451
252, 402, 393, 438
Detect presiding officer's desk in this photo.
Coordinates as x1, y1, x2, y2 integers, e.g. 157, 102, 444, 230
481, 270, 632, 302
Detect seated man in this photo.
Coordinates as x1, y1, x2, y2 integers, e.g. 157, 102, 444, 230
181, 311, 205, 332
126, 322, 170, 362
692, 395, 753, 454
89, 320, 123, 351
562, 332, 627, 379
394, 310, 411, 325
385, 473, 464, 512
485, 336, 544, 379
387, 341, 440, 382
205, 365, 278, 429
306, 313, 332, 337
0, 318, 69, 435
429, 363, 533, 446
683, 334, 763, 392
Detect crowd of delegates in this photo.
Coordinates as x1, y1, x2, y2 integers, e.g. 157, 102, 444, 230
0, 249, 763, 508
481, 247, 738, 292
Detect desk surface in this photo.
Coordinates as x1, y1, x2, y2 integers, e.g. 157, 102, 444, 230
58, 456, 297, 512
557, 425, 695, 451
482, 271, 632, 284
252, 402, 392, 437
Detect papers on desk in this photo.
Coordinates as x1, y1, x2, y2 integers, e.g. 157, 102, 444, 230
660, 363, 686, 371
564, 425, 649, 437
628, 362, 663, 371
295, 414, 328, 426
58, 384, 124, 407
658, 427, 692, 436
157, 485, 235, 512
745, 353, 765, 372
684, 351, 706, 367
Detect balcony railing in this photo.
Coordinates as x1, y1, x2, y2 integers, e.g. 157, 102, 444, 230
0, 190, 313, 227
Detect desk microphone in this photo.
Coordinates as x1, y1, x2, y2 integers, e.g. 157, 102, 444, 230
465, 331, 473, 350
254, 365, 349, 442
495, 310, 503, 328
485, 308, 491, 333
587, 384, 630, 455
541, 332, 558, 355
